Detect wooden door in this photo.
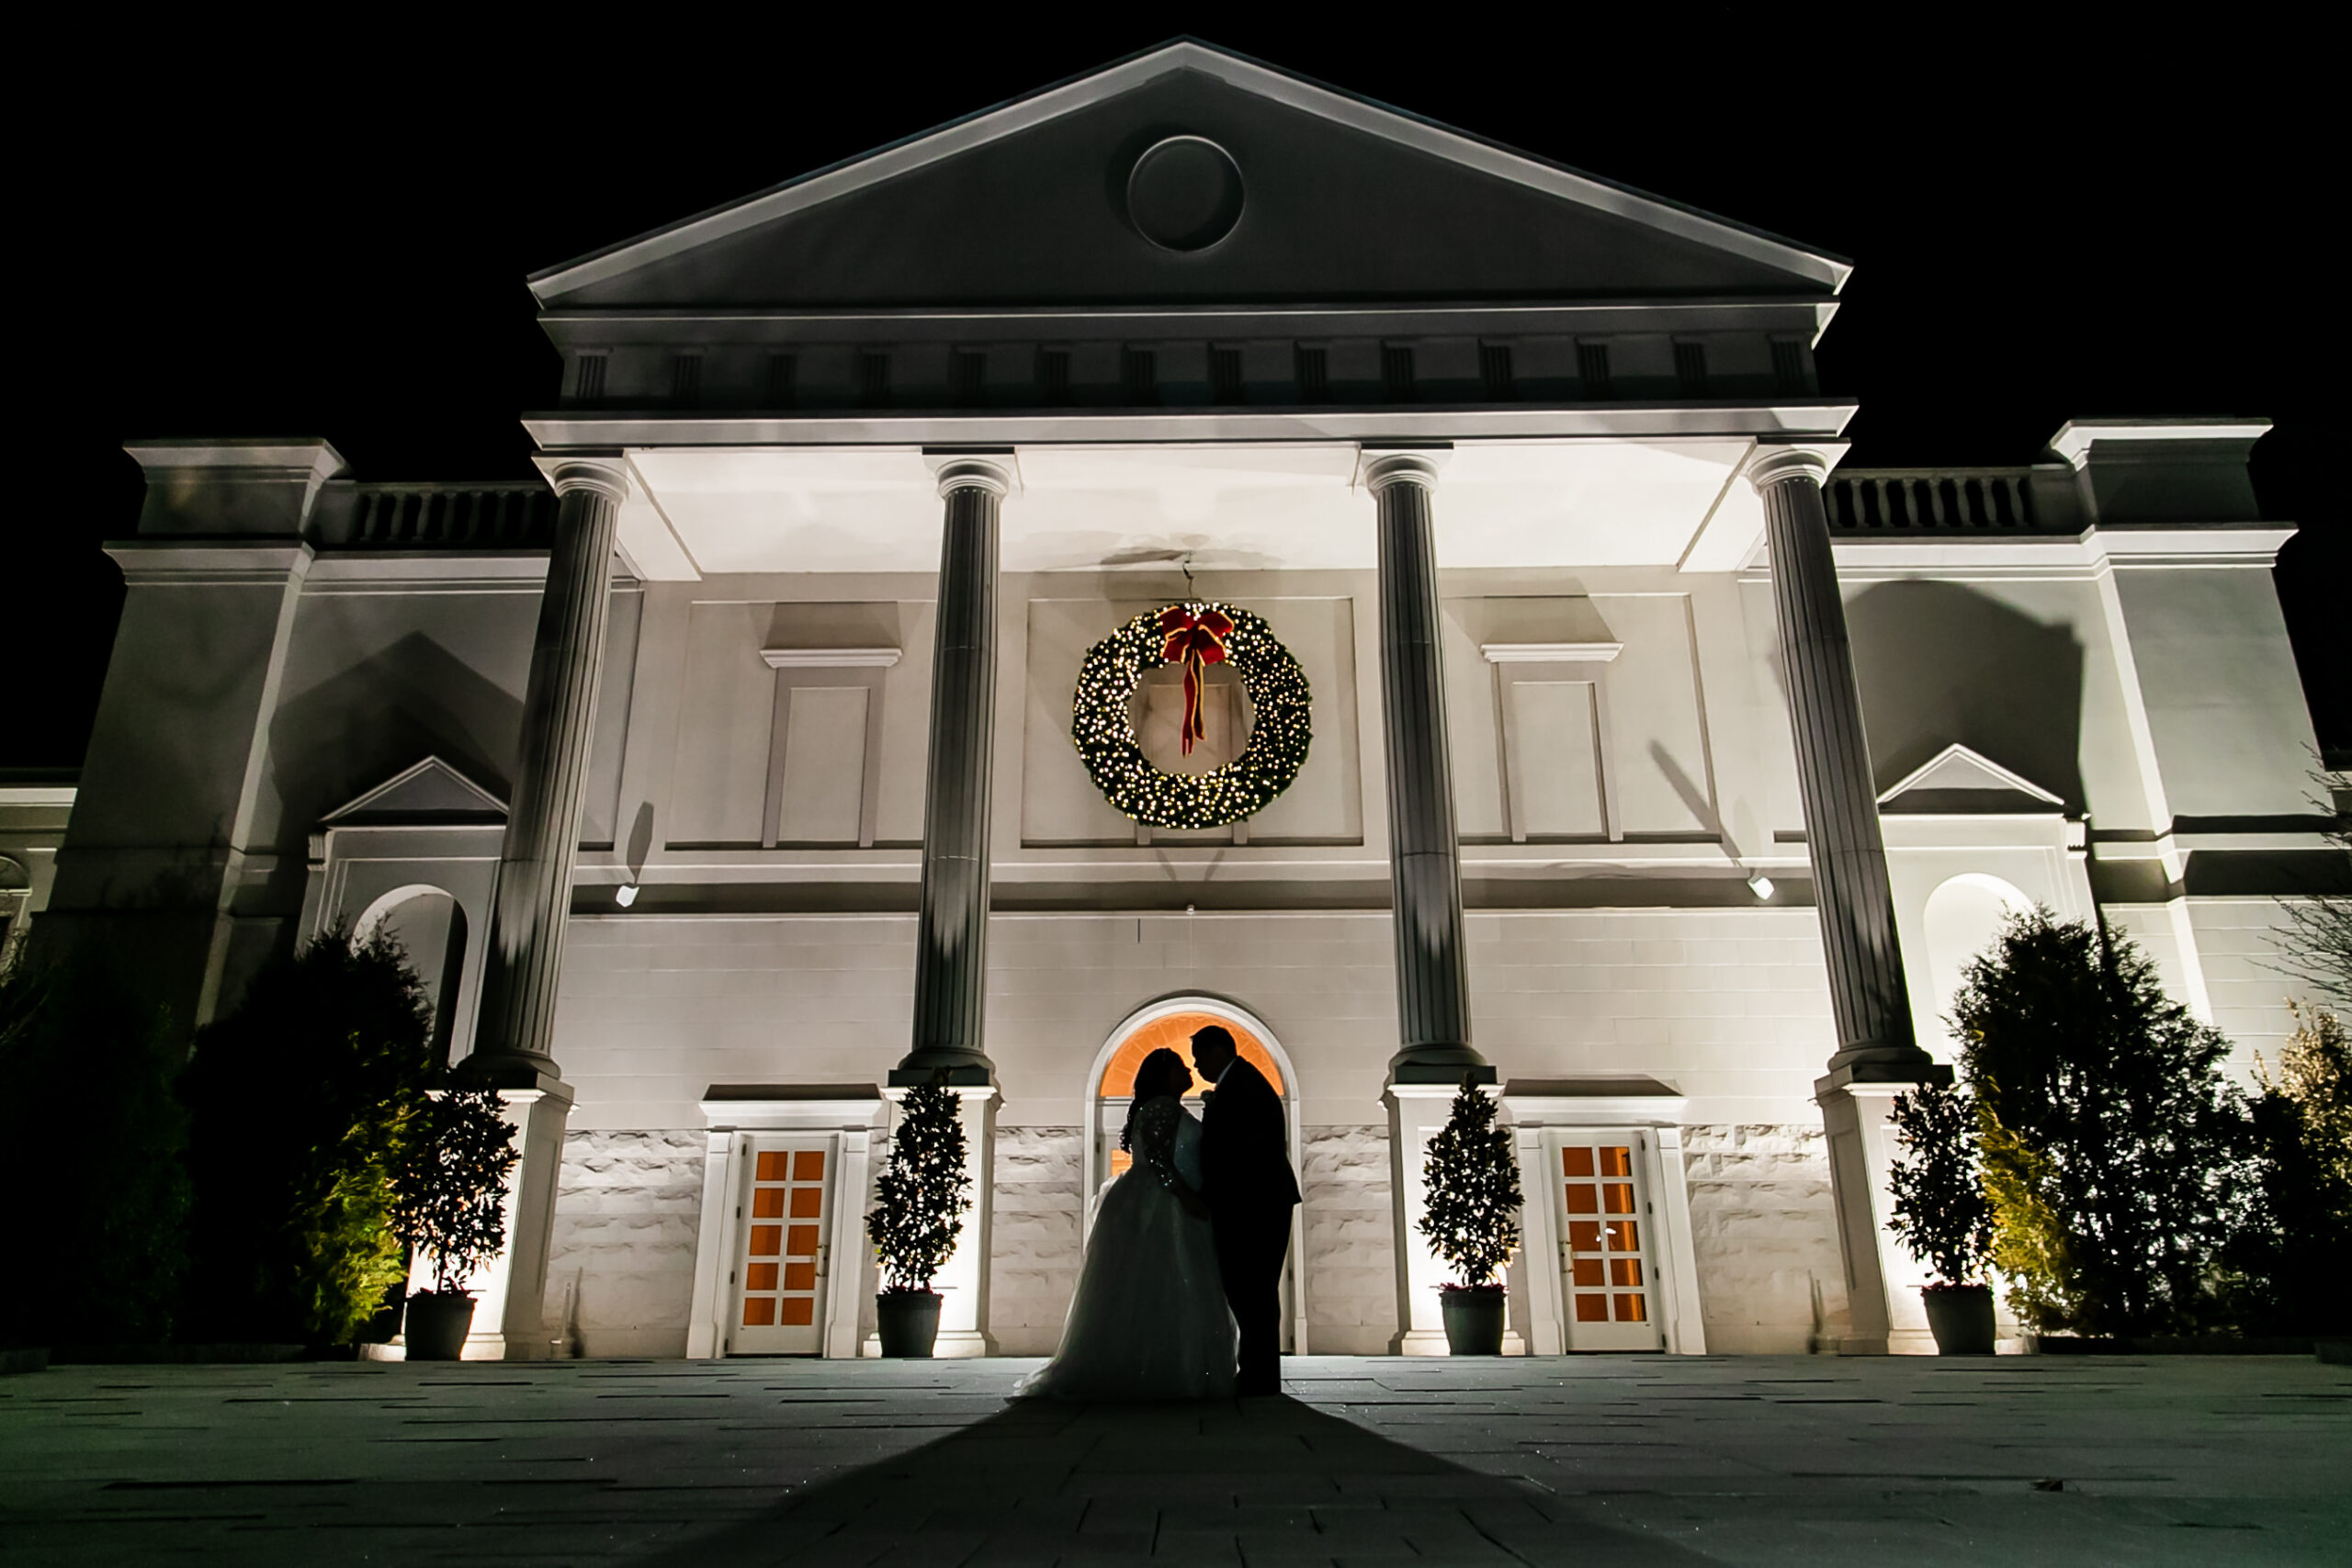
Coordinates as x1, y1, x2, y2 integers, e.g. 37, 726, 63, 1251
729, 1138, 832, 1355
1554, 1133, 1664, 1351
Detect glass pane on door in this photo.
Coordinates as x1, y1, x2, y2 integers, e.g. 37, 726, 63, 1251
1557, 1135, 1662, 1350
732, 1140, 831, 1354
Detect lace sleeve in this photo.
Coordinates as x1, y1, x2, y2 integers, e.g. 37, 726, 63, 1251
1132, 1097, 1187, 1195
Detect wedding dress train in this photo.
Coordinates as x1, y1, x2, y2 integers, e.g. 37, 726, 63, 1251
1015, 1095, 1236, 1400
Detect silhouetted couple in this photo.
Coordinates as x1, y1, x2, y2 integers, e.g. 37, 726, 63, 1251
1016, 1024, 1300, 1400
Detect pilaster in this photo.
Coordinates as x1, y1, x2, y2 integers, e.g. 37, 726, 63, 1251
394, 1083, 575, 1362
1814, 1069, 1948, 1355
865, 1083, 999, 1358
1381, 1079, 1521, 1356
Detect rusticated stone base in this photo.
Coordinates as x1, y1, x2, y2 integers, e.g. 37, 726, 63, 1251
543, 1130, 705, 1359
1300, 1123, 1396, 1355
987, 1125, 1084, 1356
1681, 1123, 1852, 1354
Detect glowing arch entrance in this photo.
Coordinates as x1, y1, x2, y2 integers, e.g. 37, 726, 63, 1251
1082, 996, 1307, 1352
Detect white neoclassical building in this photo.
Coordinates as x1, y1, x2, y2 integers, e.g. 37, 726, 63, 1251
18, 41, 2330, 1360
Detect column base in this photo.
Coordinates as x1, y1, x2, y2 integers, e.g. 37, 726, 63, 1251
1394, 1327, 1527, 1357
888, 1062, 996, 1088
1821, 1054, 1951, 1085
1388, 1058, 1497, 1086
1384, 1078, 1508, 1355
403, 1081, 575, 1364
862, 1327, 997, 1359
1815, 1070, 1950, 1359
878, 1083, 999, 1355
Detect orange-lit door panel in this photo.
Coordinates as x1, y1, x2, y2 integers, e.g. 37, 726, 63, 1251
1555, 1134, 1662, 1350
729, 1138, 832, 1354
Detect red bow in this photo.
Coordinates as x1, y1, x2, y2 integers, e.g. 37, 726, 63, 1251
1157, 604, 1234, 757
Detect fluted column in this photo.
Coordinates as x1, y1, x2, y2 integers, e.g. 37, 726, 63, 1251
894, 457, 1008, 1086
468, 457, 628, 1083
1749, 446, 1932, 1076
1367, 452, 1487, 1082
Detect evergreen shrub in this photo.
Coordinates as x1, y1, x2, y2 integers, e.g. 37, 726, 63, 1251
390, 1085, 519, 1296
2232, 1006, 2352, 1332
1884, 1081, 1994, 1289
1953, 907, 2250, 1336
1418, 1076, 1523, 1291
866, 1076, 970, 1294
180, 927, 437, 1345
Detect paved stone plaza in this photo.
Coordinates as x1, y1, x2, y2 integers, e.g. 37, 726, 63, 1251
2, 1355, 2344, 1565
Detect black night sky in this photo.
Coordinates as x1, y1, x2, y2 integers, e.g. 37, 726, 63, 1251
16, 14, 2338, 771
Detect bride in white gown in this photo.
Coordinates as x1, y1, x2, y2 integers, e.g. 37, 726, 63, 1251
1016, 1048, 1237, 1400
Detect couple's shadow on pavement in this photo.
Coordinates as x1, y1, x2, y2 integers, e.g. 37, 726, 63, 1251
628, 1392, 1701, 1566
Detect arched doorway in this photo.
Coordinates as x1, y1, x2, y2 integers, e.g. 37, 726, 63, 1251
1922, 874, 2031, 1057
1083, 996, 1306, 1351
356, 885, 470, 1062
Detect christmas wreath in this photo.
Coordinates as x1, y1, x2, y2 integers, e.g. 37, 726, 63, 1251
1072, 601, 1312, 830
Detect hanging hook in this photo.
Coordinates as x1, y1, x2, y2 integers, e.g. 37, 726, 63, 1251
1181, 551, 1196, 598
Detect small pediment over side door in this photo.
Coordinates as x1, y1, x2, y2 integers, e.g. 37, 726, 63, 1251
1877, 744, 2068, 816
320, 756, 507, 826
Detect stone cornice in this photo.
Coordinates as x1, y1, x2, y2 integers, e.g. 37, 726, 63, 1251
104, 539, 314, 586
526, 401, 1858, 449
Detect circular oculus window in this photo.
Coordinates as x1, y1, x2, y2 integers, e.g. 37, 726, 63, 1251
1125, 136, 1245, 253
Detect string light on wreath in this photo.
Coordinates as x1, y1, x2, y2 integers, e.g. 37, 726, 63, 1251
1072, 601, 1313, 830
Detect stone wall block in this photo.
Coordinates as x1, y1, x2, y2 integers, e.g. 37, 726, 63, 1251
1300, 1124, 1396, 1348
544, 1129, 706, 1359
987, 1125, 1083, 1353
1679, 1122, 1852, 1354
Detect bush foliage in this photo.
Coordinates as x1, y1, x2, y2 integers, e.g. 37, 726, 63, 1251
181, 927, 438, 1344
0, 952, 190, 1346
1419, 1077, 1523, 1290
2230, 1006, 2352, 1333
1884, 1082, 1993, 1288
390, 1085, 519, 1297
1952, 907, 2250, 1336
866, 1076, 970, 1293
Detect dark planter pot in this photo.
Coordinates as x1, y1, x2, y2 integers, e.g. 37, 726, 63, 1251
1922, 1285, 1996, 1355
1441, 1287, 1507, 1356
876, 1291, 943, 1359
405, 1293, 478, 1362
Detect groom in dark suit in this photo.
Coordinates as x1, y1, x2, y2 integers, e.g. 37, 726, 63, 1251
1190, 1024, 1302, 1396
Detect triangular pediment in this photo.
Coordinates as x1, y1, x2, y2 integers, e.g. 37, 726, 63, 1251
1878, 745, 2066, 815
322, 757, 506, 825
530, 40, 1847, 310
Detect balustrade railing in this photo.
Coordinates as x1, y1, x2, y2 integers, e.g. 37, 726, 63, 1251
1824, 468, 2054, 533
334, 482, 557, 547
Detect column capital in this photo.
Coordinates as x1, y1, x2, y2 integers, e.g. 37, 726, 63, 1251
540, 455, 632, 505
924, 450, 1017, 499
1744, 443, 1841, 494
1356, 447, 1450, 492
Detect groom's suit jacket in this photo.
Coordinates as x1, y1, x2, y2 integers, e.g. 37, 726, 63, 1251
1200, 1058, 1302, 1214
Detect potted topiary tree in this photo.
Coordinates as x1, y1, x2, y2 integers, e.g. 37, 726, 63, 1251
389, 1084, 519, 1361
1419, 1075, 1524, 1355
865, 1075, 971, 1358
1886, 1080, 1997, 1354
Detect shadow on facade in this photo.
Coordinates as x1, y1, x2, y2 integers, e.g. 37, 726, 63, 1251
266, 631, 521, 847
625, 1393, 1702, 1565
1843, 581, 2086, 810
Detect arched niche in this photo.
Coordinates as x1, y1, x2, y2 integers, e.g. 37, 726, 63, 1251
356, 884, 470, 1060
1080, 994, 1306, 1350
1921, 873, 2032, 1055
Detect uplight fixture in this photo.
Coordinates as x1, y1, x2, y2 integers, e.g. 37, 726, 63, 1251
616, 884, 639, 908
